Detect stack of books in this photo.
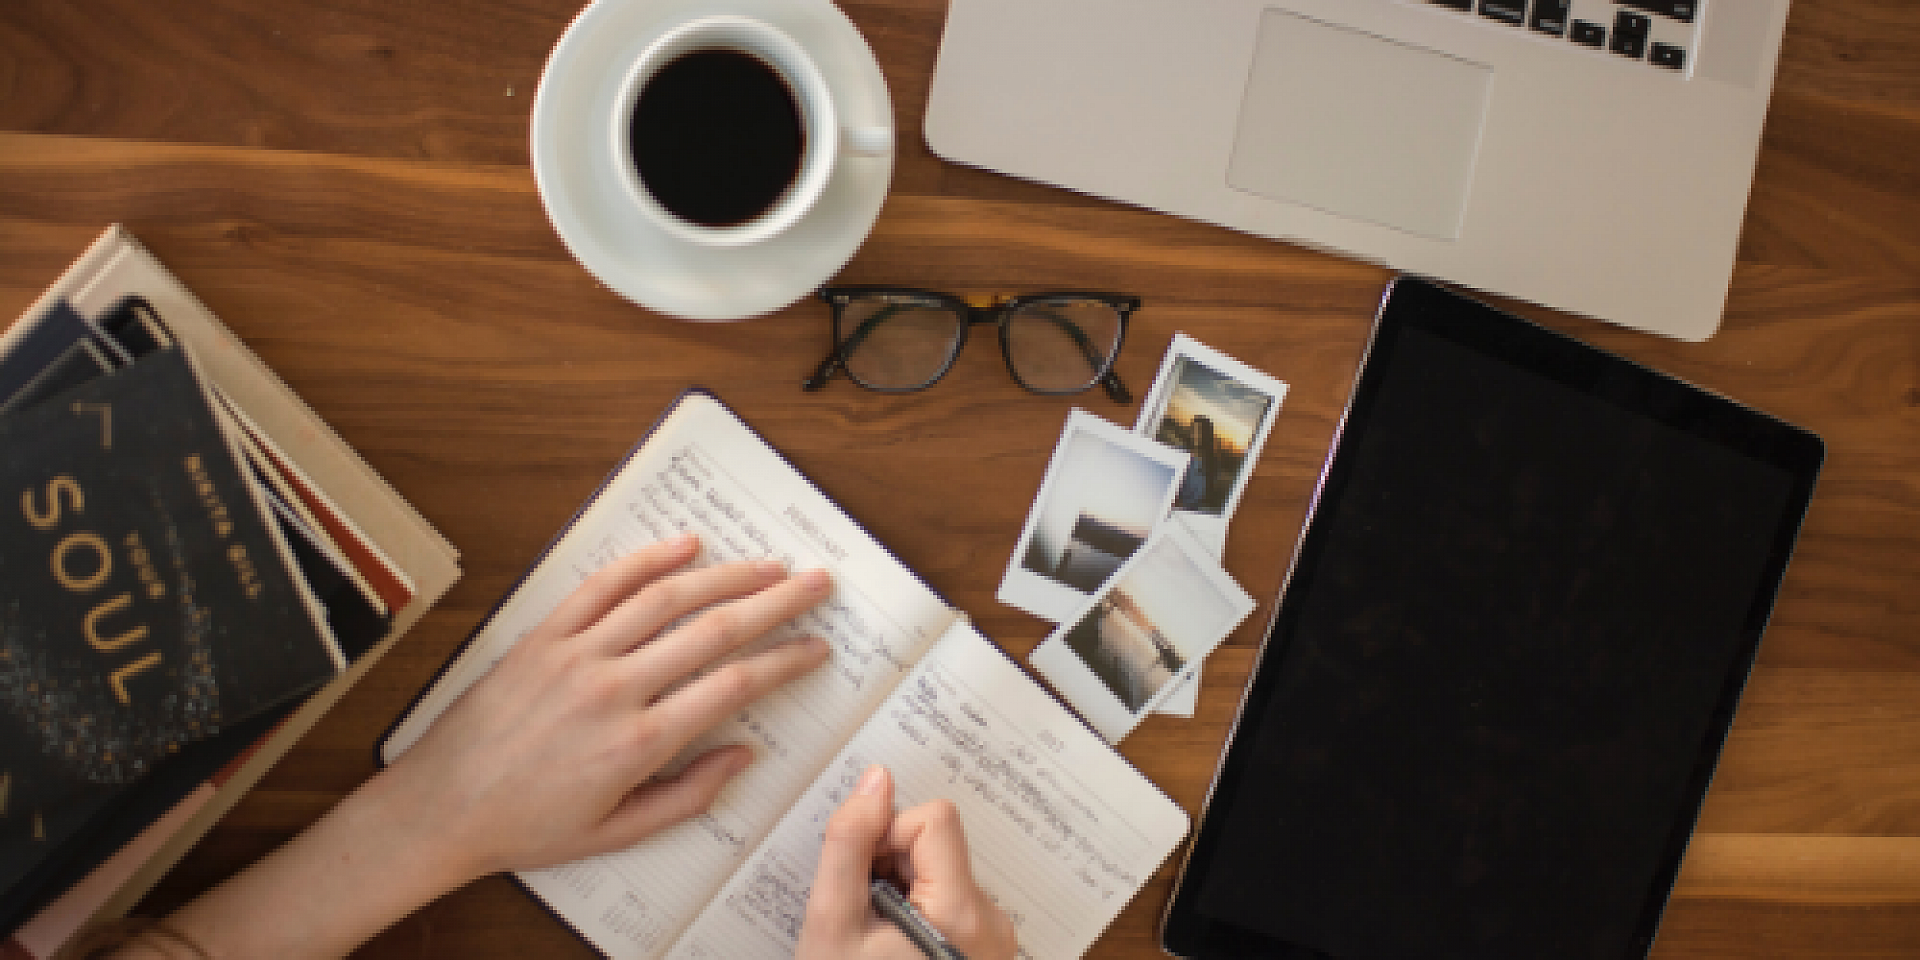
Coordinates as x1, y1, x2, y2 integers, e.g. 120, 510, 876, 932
0, 226, 460, 957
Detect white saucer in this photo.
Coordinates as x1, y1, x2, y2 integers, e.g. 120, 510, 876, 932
531, 0, 894, 321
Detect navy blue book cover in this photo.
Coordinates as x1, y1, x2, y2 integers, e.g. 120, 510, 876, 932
0, 349, 340, 857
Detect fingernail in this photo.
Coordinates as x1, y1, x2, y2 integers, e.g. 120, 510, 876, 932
857, 765, 888, 796
668, 532, 699, 550
750, 559, 787, 577
800, 569, 832, 594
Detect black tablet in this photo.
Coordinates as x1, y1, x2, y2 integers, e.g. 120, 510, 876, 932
1161, 277, 1824, 959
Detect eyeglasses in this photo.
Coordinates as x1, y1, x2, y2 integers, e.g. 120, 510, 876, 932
803, 286, 1137, 402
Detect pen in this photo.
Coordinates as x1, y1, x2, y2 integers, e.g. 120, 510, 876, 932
870, 878, 969, 960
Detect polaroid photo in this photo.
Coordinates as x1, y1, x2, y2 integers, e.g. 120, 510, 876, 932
1030, 520, 1255, 743
1134, 333, 1289, 556
1135, 335, 1287, 717
997, 409, 1189, 623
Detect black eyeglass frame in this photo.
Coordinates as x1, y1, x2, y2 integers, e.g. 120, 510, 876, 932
803, 286, 1138, 402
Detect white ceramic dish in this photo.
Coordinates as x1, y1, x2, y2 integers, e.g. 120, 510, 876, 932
531, 0, 895, 321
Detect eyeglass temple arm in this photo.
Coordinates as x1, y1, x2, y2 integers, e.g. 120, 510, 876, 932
802, 302, 913, 390
1025, 306, 1133, 404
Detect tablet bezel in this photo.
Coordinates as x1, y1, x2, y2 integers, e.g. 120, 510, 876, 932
1161, 276, 1825, 958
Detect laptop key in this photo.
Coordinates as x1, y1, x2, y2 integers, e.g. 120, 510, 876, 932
1650, 42, 1687, 70
1610, 10, 1651, 59
1620, 0, 1697, 24
1531, 0, 1571, 36
1569, 20, 1607, 47
1430, 0, 1472, 10
1479, 0, 1526, 26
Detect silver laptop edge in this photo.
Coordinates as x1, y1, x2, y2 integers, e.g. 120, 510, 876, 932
925, 0, 1792, 341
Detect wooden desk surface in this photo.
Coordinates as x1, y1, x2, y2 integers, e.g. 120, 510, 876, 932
2, 0, 1916, 955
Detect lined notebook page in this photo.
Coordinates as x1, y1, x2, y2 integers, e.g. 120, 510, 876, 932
670, 622, 1191, 959
382, 393, 958, 958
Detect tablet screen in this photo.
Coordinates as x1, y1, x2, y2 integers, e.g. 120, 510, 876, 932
1163, 278, 1823, 959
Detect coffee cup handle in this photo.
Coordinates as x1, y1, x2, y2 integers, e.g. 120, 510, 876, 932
843, 125, 893, 158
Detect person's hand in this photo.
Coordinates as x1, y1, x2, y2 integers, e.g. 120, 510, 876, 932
119, 534, 831, 960
360, 533, 832, 883
797, 765, 1019, 960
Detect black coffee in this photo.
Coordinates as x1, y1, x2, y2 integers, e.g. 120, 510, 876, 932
628, 48, 806, 228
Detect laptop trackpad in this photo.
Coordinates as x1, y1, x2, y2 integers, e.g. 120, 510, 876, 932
1228, 11, 1492, 241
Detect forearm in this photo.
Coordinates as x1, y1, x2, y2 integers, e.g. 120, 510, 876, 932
98, 546, 831, 959
121, 771, 480, 959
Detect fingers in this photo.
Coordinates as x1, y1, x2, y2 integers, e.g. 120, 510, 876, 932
642, 633, 830, 744
597, 745, 755, 847
889, 801, 1018, 957
581, 558, 795, 658
805, 766, 895, 942
890, 800, 978, 892
525, 534, 700, 644
625, 569, 832, 691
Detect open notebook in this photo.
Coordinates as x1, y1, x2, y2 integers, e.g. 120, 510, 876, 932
380, 390, 1189, 959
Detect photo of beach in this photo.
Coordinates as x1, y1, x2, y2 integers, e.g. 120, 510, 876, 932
1018, 425, 1178, 591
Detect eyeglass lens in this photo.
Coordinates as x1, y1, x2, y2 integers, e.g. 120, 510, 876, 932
834, 294, 1124, 393
1003, 298, 1124, 393
837, 297, 965, 390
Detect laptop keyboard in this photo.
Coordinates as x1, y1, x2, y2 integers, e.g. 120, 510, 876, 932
1429, 0, 1699, 72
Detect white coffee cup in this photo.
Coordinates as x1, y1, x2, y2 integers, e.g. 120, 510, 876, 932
611, 15, 891, 248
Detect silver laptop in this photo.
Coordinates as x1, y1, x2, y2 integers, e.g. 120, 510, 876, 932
925, 0, 1791, 341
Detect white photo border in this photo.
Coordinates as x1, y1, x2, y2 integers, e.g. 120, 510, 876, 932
1135, 334, 1288, 716
997, 409, 1189, 624
1030, 520, 1255, 742
1133, 332, 1290, 557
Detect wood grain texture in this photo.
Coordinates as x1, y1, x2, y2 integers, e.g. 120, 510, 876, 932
2, 0, 1917, 955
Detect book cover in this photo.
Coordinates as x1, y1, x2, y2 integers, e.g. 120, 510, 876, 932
0, 350, 342, 849
0, 296, 390, 926
2, 297, 394, 665
0, 701, 295, 938
0, 302, 119, 419
0, 225, 460, 949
